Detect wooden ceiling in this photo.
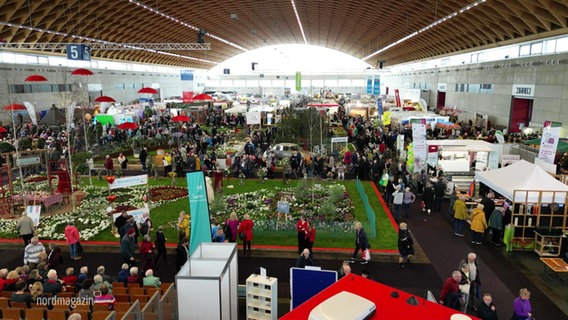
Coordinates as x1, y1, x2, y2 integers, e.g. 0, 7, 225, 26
0, 0, 567, 69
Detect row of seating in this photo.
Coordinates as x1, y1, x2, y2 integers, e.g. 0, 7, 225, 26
0, 307, 114, 320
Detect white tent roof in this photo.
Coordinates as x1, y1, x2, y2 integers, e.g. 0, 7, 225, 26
224, 105, 247, 114
475, 160, 568, 203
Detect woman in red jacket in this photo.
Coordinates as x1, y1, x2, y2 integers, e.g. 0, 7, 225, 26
64, 221, 81, 260
296, 215, 308, 254
139, 235, 154, 273
237, 214, 254, 255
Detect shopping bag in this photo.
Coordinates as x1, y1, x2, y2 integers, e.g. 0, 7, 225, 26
379, 173, 389, 187
363, 249, 371, 261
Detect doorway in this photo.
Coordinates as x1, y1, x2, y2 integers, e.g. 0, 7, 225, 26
437, 91, 446, 110
509, 98, 533, 133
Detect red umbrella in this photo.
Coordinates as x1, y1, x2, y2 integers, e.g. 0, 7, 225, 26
0, 127, 8, 133
4, 103, 27, 111
192, 93, 213, 101
117, 122, 138, 130
24, 74, 48, 82
172, 115, 191, 122
95, 96, 116, 103
71, 68, 94, 76
138, 87, 159, 94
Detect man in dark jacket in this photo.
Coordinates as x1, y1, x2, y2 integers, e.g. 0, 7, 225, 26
476, 293, 498, 320
139, 147, 148, 171
120, 228, 136, 265
434, 177, 447, 212
349, 221, 369, 265
154, 226, 167, 267
176, 237, 189, 272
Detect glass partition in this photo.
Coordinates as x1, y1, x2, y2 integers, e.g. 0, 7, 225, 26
160, 283, 177, 320
141, 290, 161, 320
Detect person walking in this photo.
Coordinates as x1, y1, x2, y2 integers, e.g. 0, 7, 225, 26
139, 147, 148, 172
306, 221, 316, 254
237, 214, 254, 255
453, 196, 468, 237
512, 288, 533, 320
178, 211, 190, 241
64, 221, 81, 260
488, 206, 505, 246
397, 222, 414, 268
104, 155, 114, 176
154, 226, 167, 267
439, 270, 463, 310
392, 186, 404, 222
225, 212, 239, 243
434, 176, 446, 212
459, 252, 482, 310
16, 212, 35, 246
348, 221, 369, 265
120, 228, 136, 265
296, 215, 308, 254
476, 292, 498, 320
140, 235, 154, 273
470, 204, 488, 245
402, 187, 416, 219
176, 237, 189, 272
23, 236, 45, 270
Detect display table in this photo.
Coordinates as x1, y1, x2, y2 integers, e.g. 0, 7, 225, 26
534, 230, 564, 257
540, 258, 568, 282
11, 193, 63, 210
280, 274, 480, 320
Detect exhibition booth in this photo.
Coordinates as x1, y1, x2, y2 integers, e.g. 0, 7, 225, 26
475, 160, 568, 256
427, 139, 500, 173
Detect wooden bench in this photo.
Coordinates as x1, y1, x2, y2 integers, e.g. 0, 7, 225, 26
540, 257, 568, 281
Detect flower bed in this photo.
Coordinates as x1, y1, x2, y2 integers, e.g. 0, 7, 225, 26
150, 186, 188, 201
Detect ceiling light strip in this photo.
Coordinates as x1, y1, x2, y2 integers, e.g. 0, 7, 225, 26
363, 0, 486, 61
0, 21, 217, 65
290, 0, 308, 45
128, 0, 249, 52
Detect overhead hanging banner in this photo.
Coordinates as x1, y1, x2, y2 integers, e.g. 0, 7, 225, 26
187, 171, 212, 255
538, 120, 561, 164
245, 111, 261, 125
295, 72, 302, 91
109, 174, 148, 189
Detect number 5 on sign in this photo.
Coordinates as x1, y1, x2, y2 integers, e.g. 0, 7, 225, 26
26, 206, 42, 227
67, 44, 91, 61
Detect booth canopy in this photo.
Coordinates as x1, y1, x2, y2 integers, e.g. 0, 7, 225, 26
475, 160, 568, 203
39, 106, 66, 126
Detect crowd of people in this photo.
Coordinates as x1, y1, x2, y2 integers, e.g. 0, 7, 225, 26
1, 99, 554, 320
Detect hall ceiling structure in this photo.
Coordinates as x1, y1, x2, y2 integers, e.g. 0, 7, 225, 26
0, 0, 567, 70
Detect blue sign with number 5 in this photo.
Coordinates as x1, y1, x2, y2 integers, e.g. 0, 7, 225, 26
67, 44, 91, 61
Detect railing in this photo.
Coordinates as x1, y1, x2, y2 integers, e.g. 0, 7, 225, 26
141, 290, 162, 320
120, 299, 141, 320
160, 283, 178, 320
355, 179, 377, 239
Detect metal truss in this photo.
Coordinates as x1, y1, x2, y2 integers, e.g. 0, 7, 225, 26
0, 43, 211, 50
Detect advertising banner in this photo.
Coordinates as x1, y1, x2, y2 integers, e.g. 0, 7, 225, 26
245, 111, 261, 125
427, 145, 439, 168
109, 174, 148, 189
187, 171, 212, 255
394, 89, 401, 107
26, 206, 41, 227
366, 78, 372, 94
295, 72, 302, 91
373, 78, 380, 95
538, 121, 561, 164
412, 119, 427, 173
501, 154, 520, 167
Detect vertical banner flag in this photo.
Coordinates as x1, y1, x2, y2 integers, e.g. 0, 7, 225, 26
538, 121, 562, 164
377, 98, 383, 116
366, 78, 373, 94
295, 72, 302, 91
427, 145, 439, 168
23, 102, 38, 125
373, 78, 380, 95
412, 119, 427, 173
180, 70, 194, 103
187, 171, 212, 255
394, 89, 402, 107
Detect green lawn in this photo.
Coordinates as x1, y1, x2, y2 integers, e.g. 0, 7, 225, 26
80, 177, 397, 250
